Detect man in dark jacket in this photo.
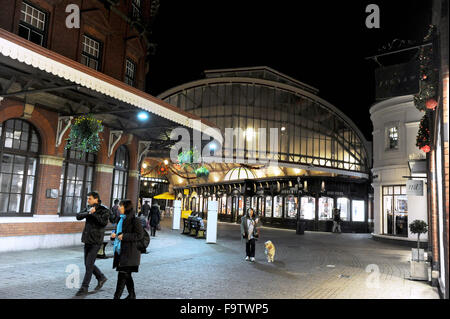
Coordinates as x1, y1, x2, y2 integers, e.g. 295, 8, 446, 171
141, 201, 151, 217
75, 191, 110, 296
148, 203, 161, 237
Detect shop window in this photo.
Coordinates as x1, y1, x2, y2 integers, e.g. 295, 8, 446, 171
111, 145, 129, 207
284, 195, 298, 219
336, 197, 350, 221
238, 196, 244, 216
382, 185, 407, 236
18, 2, 47, 47
0, 119, 39, 215
300, 196, 315, 220
273, 195, 283, 218
226, 196, 232, 215
220, 195, 227, 214
352, 200, 365, 222
265, 196, 272, 217
319, 197, 333, 220
58, 144, 95, 215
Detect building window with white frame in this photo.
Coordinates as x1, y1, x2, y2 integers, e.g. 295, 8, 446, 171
18, 2, 47, 46
125, 59, 137, 87
386, 126, 399, 150
81, 35, 102, 71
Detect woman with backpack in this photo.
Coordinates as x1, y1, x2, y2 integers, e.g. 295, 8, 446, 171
110, 199, 145, 299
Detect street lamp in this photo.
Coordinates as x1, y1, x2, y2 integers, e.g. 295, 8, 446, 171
137, 111, 149, 121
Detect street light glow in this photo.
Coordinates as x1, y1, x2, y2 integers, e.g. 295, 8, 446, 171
137, 111, 149, 121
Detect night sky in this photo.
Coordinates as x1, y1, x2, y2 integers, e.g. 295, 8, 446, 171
146, 0, 433, 141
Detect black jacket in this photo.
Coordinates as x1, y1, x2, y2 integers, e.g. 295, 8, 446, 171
149, 205, 161, 227
76, 203, 110, 245
113, 212, 145, 269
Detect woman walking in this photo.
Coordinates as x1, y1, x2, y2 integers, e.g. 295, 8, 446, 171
149, 203, 161, 237
111, 199, 144, 299
240, 208, 259, 262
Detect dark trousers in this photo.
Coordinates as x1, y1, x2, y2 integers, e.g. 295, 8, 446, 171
246, 238, 256, 257
81, 244, 105, 288
150, 226, 157, 236
114, 271, 135, 299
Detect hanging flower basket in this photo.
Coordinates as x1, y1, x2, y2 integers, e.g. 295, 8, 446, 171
65, 114, 103, 155
177, 148, 200, 169
194, 166, 210, 178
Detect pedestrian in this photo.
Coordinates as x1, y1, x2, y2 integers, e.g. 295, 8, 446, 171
110, 199, 120, 225
332, 207, 342, 233
240, 208, 259, 262
75, 191, 110, 296
148, 202, 161, 237
111, 199, 145, 299
141, 201, 151, 217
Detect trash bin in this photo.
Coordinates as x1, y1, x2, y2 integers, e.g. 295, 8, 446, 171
296, 221, 306, 235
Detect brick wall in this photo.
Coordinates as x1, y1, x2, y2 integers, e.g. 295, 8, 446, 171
0, 222, 84, 237
0, 0, 150, 90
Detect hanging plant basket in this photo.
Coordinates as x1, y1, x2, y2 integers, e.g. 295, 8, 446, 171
65, 114, 104, 155
195, 166, 210, 178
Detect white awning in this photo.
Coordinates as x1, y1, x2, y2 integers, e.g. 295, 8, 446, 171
0, 30, 222, 142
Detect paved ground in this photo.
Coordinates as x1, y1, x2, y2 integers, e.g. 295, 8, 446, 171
0, 217, 440, 299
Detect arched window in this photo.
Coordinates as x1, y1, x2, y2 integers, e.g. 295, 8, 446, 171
111, 145, 129, 206
58, 145, 95, 215
0, 119, 39, 215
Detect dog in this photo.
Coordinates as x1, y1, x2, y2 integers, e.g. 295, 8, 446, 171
264, 240, 276, 263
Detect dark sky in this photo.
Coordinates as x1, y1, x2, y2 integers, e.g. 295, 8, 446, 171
146, 0, 433, 141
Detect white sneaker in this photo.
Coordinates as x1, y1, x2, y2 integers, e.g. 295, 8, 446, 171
245, 256, 250, 261
250, 257, 255, 262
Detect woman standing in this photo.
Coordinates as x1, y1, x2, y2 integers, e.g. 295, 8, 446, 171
240, 208, 259, 262
111, 199, 144, 299
149, 203, 161, 237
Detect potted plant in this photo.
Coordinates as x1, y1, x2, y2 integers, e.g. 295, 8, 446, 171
65, 114, 103, 156
408, 219, 429, 280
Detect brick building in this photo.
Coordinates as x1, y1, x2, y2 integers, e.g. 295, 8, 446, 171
0, 0, 219, 252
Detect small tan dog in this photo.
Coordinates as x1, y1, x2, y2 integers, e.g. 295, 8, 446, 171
264, 240, 276, 263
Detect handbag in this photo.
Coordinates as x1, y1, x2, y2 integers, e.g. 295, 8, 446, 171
157, 223, 161, 230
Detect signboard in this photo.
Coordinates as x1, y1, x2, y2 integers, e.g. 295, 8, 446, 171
206, 200, 218, 244
184, 189, 189, 195
172, 200, 182, 230
181, 210, 192, 219
407, 180, 424, 196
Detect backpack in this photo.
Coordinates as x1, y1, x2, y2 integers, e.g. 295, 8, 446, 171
137, 227, 150, 253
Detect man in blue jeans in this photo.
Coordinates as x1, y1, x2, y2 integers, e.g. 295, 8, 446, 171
75, 191, 111, 296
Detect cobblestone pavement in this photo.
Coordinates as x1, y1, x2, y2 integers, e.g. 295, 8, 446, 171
0, 217, 440, 299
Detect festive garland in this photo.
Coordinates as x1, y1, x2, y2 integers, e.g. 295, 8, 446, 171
65, 114, 103, 156
414, 25, 438, 112
416, 113, 431, 153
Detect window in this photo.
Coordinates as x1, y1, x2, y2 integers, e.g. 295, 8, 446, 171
386, 126, 399, 150
125, 59, 136, 86
58, 147, 95, 215
0, 119, 39, 215
352, 200, 366, 222
18, 2, 47, 46
300, 196, 315, 220
284, 195, 298, 219
226, 196, 232, 215
132, 0, 141, 18
265, 196, 272, 217
111, 145, 129, 207
220, 195, 226, 214
319, 197, 333, 220
337, 197, 350, 221
382, 185, 407, 236
81, 35, 101, 71
273, 195, 283, 218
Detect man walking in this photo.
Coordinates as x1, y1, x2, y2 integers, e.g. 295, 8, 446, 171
75, 191, 110, 296
332, 207, 342, 233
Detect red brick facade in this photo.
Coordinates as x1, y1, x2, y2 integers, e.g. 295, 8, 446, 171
0, 100, 141, 237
